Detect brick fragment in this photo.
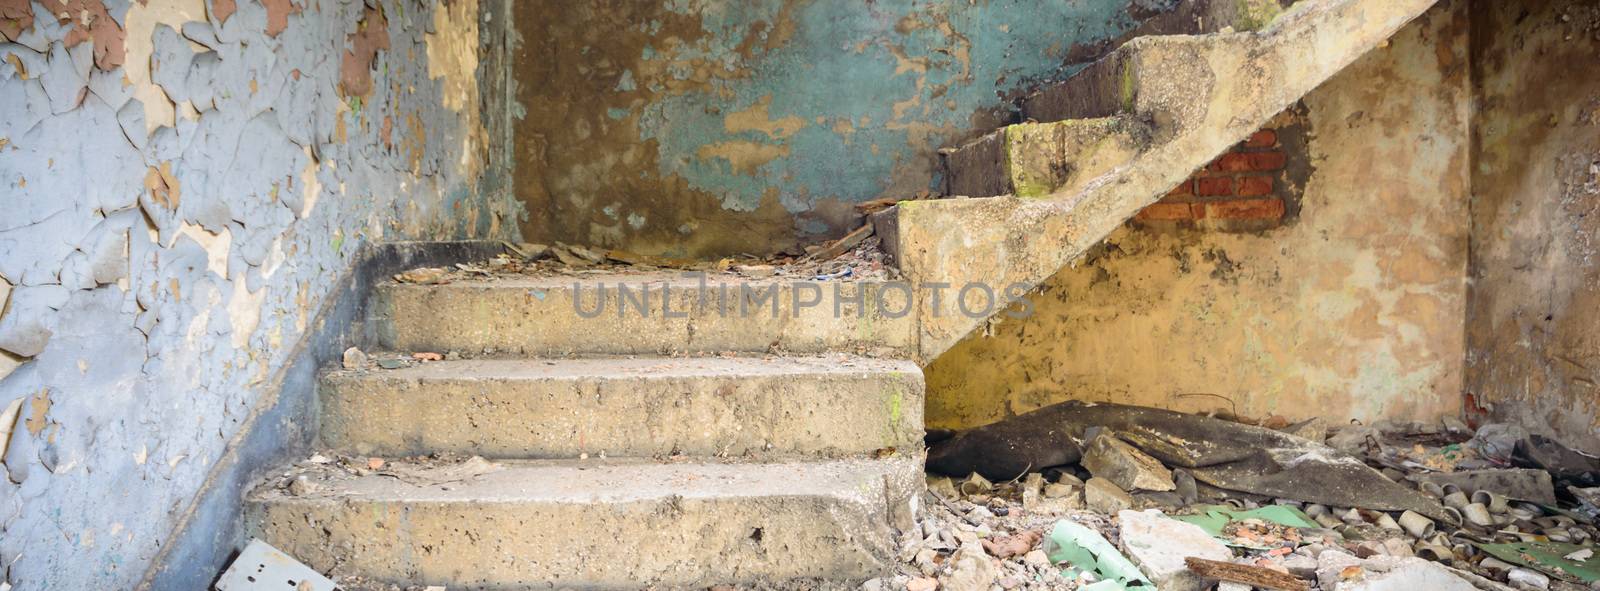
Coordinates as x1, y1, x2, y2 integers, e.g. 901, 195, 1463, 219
1236, 175, 1273, 196
1196, 177, 1233, 196
1134, 202, 1194, 221
1202, 198, 1285, 220
1244, 129, 1277, 148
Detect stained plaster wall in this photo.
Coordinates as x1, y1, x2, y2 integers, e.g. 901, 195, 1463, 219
924, 1, 1472, 431
0, 0, 519, 588
1465, 0, 1600, 454
507, 0, 1224, 259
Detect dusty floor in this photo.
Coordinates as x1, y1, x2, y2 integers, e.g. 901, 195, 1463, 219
260, 414, 1600, 591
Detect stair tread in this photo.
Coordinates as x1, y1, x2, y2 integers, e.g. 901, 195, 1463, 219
383, 272, 902, 289
251, 456, 917, 504
330, 354, 918, 381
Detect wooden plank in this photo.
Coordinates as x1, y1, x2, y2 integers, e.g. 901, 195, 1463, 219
1184, 557, 1310, 591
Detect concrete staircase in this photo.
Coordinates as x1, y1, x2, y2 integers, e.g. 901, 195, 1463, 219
245, 275, 924, 589
241, 0, 1437, 586
881, 0, 1440, 360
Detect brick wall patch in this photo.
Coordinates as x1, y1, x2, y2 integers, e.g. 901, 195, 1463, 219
1132, 105, 1310, 232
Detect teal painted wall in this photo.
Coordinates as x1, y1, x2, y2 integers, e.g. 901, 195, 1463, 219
512, 0, 1162, 257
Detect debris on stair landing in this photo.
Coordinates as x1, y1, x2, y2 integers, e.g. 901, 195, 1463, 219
390, 222, 898, 287
899, 401, 1600, 590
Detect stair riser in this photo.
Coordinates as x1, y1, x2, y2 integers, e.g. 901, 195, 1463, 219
941, 117, 1151, 198
320, 366, 924, 459
373, 281, 917, 356
247, 464, 920, 589
1022, 48, 1135, 123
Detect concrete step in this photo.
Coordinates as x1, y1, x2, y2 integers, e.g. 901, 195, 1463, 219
940, 115, 1152, 198
372, 273, 917, 356
320, 355, 924, 459
247, 456, 922, 589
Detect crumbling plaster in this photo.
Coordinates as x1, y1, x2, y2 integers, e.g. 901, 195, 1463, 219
924, 1, 1471, 431
508, 0, 1194, 259
0, 0, 519, 588
1465, 0, 1600, 454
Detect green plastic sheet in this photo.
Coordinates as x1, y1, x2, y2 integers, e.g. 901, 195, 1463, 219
1168, 504, 1319, 549
1475, 541, 1600, 583
1044, 520, 1152, 590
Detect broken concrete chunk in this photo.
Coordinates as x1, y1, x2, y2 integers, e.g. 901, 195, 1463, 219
341, 347, 367, 369
1117, 509, 1232, 591
394, 267, 449, 284
958, 472, 992, 496
1082, 432, 1175, 492
215, 539, 337, 591
1315, 550, 1478, 591
1085, 477, 1134, 514
943, 542, 997, 591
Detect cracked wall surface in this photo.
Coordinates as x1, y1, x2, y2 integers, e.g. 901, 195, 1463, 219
924, 1, 1471, 430
507, 0, 1191, 258
1465, 0, 1600, 454
0, 0, 519, 588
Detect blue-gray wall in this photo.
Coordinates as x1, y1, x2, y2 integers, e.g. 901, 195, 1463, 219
510, 0, 1172, 257
0, 0, 518, 588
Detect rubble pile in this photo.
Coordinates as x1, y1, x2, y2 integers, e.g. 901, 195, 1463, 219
909, 401, 1600, 591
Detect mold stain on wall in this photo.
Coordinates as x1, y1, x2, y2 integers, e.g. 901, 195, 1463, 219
923, 1, 1472, 431
1465, 0, 1600, 453
0, 1, 519, 588
510, 0, 1162, 258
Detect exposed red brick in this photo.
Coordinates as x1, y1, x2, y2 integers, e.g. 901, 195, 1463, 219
1247, 151, 1287, 171
1202, 198, 1285, 220
1212, 152, 1251, 172
1244, 130, 1277, 148
1236, 175, 1273, 197
1196, 177, 1233, 196
262, 0, 300, 37
1165, 179, 1194, 199
212, 0, 237, 24
340, 3, 390, 97
1134, 202, 1194, 221
0, 0, 34, 42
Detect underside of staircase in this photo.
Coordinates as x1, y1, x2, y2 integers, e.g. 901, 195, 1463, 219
242, 0, 1438, 587
881, 0, 1440, 360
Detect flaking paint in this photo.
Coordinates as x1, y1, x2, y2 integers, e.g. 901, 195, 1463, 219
509, 0, 1170, 257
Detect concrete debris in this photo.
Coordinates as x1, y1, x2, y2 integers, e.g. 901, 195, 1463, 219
1117, 509, 1232, 590
1315, 551, 1480, 591
1082, 432, 1176, 492
927, 401, 1449, 520
943, 543, 998, 591
394, 267, 450, 284
1085, 477, 1135, 514
907, 410, 1600, 591
341, 346, 367, 370
215, 539, 337, 591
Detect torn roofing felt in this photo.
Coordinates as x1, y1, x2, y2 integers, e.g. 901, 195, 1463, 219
926, 400, 1452, 522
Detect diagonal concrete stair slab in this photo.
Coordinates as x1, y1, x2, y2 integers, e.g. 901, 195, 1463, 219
883, 0, 1440, 361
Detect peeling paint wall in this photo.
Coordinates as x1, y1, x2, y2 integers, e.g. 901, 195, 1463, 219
0, 0, 519, 588
1465, 0, 1600, 453
508, 0, 1198, 258
924, 1, 1471, 431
